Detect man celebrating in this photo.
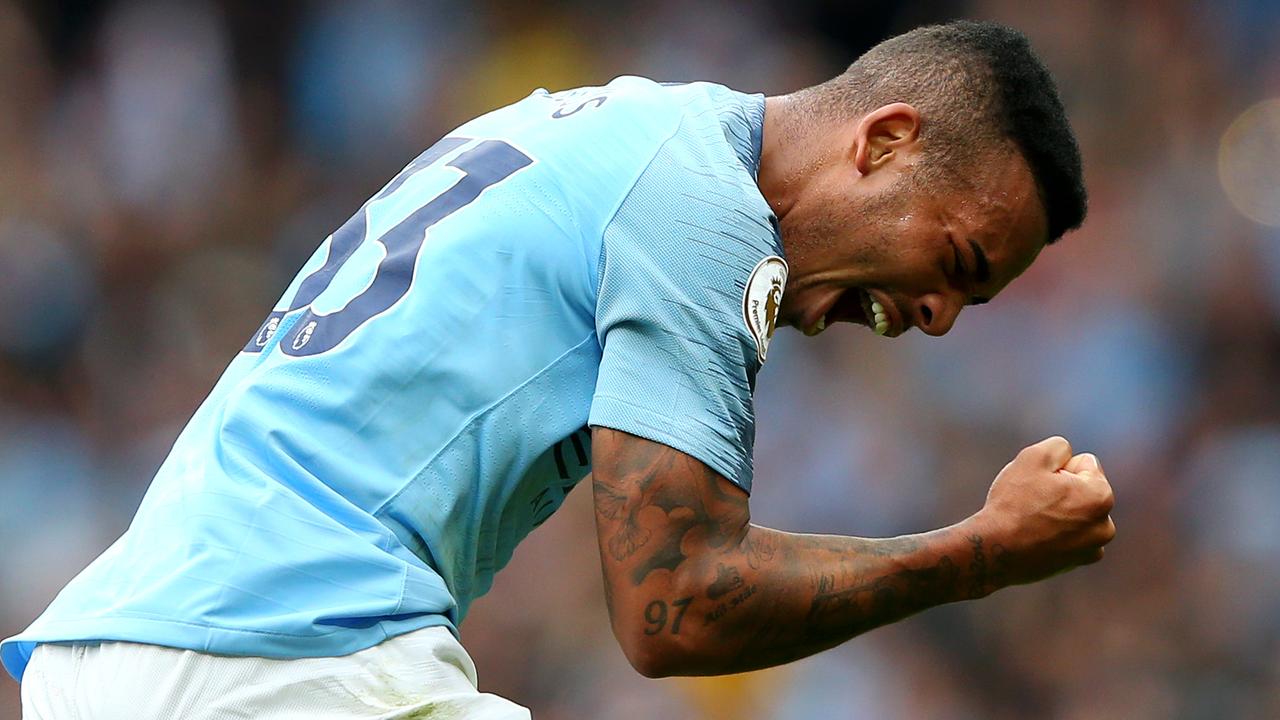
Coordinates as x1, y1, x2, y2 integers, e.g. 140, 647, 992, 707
6, 20, 1113, 718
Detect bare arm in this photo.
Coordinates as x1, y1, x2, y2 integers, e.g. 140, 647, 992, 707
591, 428, 1115, 677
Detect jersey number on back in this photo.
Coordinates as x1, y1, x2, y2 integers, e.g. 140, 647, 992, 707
244, 138, 533, 357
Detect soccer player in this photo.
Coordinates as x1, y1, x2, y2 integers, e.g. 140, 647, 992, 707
5, 20, 1114, 718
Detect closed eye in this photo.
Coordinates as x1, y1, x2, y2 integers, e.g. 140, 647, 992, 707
952, 241, 990, 306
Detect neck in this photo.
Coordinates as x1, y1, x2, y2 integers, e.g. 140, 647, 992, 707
759, 95, 816, 227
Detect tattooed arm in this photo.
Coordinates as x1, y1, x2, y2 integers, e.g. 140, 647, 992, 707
590, 428, 1116, 677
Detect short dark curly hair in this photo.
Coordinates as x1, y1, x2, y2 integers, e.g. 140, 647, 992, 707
797, 20, 1087, 243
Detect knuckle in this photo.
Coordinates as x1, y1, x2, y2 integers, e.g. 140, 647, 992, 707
1098, 518, 1117, 543
1078, 477, 1114, 513
1100, 492, 1116, 514
1095, 483, 1116, 511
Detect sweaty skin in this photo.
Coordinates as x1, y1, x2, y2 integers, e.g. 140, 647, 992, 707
591, 429, 1115, 677
591, 98, 1110, 677
758, 98, 1048, 339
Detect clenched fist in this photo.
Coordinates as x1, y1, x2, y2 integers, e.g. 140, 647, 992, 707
972, 436, 1116, 588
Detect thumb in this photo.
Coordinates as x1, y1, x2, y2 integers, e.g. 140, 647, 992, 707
1063, 452, 1101, 475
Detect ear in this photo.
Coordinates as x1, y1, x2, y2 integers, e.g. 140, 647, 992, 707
851, 103, 921, 176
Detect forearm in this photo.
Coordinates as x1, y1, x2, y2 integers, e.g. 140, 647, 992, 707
593, 429, 1115, 677
652, 519, 997, 675
592, 428, 1002, 676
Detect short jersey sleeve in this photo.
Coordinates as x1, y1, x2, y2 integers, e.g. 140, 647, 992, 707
588, 127, 785, 493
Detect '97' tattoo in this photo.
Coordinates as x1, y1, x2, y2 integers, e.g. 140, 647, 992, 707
643, 597, 694, 635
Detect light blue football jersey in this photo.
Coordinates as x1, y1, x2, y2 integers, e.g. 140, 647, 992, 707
2, 77, 786, 681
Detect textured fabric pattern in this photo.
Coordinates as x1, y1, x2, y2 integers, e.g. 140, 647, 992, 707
21, 627, 530, 719
590, 83, 781, 491
2, 76, 781, 682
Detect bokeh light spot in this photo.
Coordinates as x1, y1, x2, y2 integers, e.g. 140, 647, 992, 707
1219, 99, 1280, 227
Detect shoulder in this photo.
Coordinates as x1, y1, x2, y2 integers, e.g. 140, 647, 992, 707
604, 79, 780, 266
508, 77, 751, 166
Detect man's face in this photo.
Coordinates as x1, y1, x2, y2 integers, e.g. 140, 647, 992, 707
776, 147, 1049, 338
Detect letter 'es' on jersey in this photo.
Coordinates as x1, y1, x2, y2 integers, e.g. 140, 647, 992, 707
742, 255, 788, 363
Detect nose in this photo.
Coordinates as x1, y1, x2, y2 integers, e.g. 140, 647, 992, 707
916, 293, 962, 336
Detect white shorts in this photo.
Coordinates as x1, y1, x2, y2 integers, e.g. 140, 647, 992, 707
20, 626, 530, 719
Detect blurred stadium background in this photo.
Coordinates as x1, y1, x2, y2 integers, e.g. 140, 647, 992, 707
3, 1, 1280, 718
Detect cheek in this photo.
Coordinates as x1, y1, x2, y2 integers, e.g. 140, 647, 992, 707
879, 234, 944, 288
871, 217, 920, 259
785, 201, 853, 261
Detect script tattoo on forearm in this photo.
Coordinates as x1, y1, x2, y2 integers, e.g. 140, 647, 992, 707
967, 534, 988, 599
705, 581, 758, 625
967, 530, 1008, 597
702, 562, 758, 625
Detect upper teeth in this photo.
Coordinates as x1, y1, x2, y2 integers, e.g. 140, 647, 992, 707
871, 300, 889, 336
805, 315, 827, 336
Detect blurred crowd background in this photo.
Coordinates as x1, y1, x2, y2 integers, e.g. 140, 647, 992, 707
3, 0, 1280, 718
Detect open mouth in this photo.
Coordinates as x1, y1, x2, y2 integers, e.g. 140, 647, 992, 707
827, 288, 870, 326
815, 288, 897, 337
